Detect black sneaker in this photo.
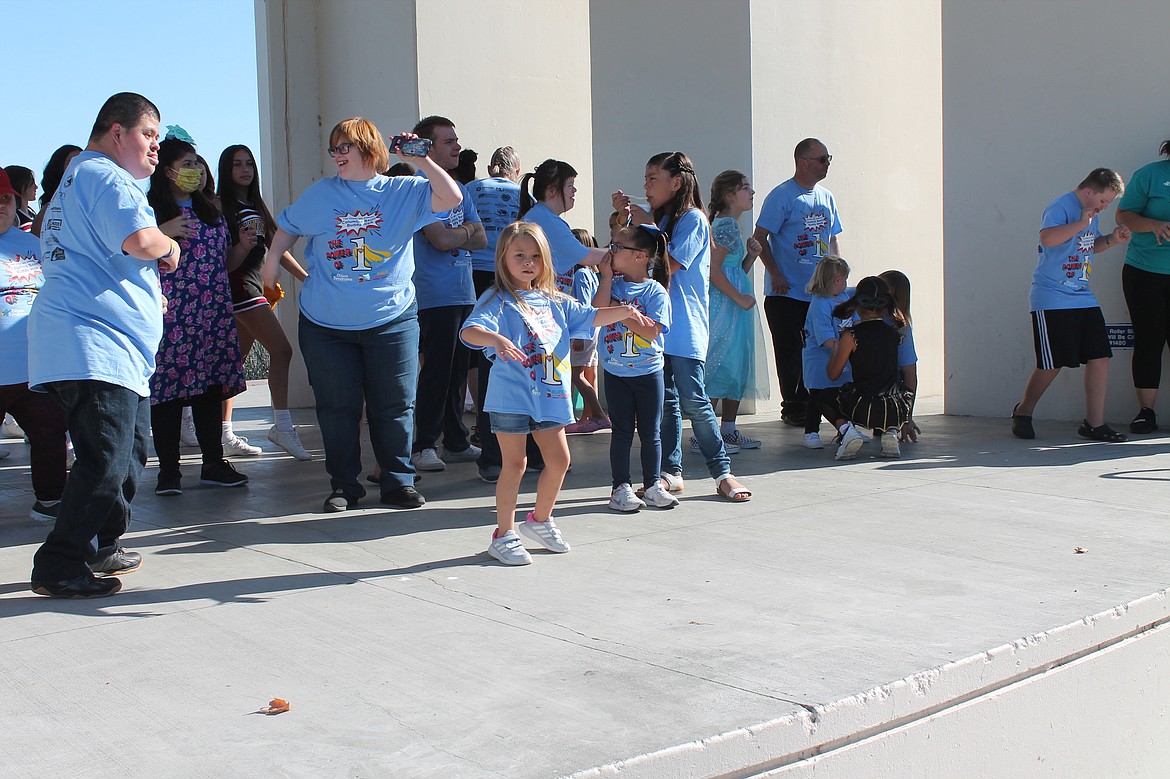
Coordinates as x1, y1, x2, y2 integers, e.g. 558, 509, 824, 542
156, 471, 183, 496
381, 485, 425, 509
1077, 420, 1127, 442
1130, 407, 1158, 434
1010, 403, 1035, 439
200, 460, 248, 487
323, 489, 356, 513
478, 465, 501, 483
31, 573, 122, 599
30, 500, 60, 523
779, 413, 805, 427
89, 547, 142, 577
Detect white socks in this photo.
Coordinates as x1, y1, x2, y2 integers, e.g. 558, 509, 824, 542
720, 421, 735, 436
221, 421, 235, 443
274, 408, 294, 433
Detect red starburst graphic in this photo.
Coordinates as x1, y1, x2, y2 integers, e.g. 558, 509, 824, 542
335, 211, 383, 237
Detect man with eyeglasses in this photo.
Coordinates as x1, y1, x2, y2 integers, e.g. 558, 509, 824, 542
752, 138, 843, 427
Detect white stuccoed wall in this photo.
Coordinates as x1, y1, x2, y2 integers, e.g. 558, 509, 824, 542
942, 1, 1170, 419
749, 0, 944, 401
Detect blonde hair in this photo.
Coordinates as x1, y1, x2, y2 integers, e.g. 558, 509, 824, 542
805, 255, 850, 297
329, 117, 390, 173
878, 269, 912, 326
492, 222, 562, 303
488, 146, 520, 179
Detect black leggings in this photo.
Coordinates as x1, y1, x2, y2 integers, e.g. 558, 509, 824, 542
151, 386, 226, 473
805, 388, 843, 433
1122, 264, 1170, 389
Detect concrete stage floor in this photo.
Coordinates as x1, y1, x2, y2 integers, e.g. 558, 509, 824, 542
2, 384, 1168, 777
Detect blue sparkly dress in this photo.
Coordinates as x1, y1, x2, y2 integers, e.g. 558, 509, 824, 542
704, 216, 769, 401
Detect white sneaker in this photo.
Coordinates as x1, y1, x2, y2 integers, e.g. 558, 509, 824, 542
268, 426, 312, 460
609, 483, 646, 513
642, 482, 680, 508
412, 447, 446, 471
180, 412, 199, 447
2, 414, 24, 439
487, 529, 531, 566
835, 423, 867, 460
802, 432, 824, 449
519, 512, 571, 553
880, 430, 901, 458
223, 434, 263, 456
443, 444, 481, 463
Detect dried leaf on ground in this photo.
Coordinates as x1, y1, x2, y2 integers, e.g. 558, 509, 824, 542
260, 698, 290, 715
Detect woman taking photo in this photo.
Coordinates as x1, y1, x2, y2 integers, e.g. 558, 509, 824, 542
265, 117, 463, 512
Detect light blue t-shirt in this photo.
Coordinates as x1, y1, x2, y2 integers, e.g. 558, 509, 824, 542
661, 209, 711, 360
570, 266, 600, 342
1029, 191, 1099, 311
803, 290, 853, 389
599, 277, 671, 377
461, 289, 596, 424
757, 179, 843, 302
466, 177, 520, 272
413, 179, 478, 309
0, 227, 43, 385
28, 151, 162, 396
897, 323, 917, 368
521, 202, 589, 293
278, 174, 444, 329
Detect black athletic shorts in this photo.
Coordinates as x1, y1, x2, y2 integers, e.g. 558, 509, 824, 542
1031, 307, 1111, 369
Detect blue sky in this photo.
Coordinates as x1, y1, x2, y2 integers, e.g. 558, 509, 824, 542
1, 0, 261, 191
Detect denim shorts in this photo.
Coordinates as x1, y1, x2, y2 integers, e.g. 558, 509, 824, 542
489, 412, 564, 435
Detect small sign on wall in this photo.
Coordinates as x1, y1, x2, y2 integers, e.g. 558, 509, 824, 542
1107, 324, 1134, 349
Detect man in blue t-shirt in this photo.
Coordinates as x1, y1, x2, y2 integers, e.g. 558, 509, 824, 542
753, 138, 843, 426
1011, 168, 1132, 443
28, 93, 181, 599
410, 116, 486, 472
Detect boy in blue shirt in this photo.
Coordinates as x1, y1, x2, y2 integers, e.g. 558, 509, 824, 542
1011, 168, 1131, 442
28, 93, 180, 598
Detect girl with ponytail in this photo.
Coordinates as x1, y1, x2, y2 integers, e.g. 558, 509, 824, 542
613, 152, 752, 502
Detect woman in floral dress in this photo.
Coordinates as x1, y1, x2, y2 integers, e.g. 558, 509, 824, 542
146, 134, 248, 496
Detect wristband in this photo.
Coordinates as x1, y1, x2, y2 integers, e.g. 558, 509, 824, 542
155, 241, 176, 263
463, 223, 473, 241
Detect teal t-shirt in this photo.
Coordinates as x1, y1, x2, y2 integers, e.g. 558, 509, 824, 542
1119, 160, 1170, 275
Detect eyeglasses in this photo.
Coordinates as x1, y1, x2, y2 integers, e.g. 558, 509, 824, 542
609, 241, 640, 252
801, 154, 832, 164
327, 142, 355, 157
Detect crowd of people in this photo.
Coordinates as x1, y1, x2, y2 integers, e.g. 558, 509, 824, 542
4, 92, 1168, 594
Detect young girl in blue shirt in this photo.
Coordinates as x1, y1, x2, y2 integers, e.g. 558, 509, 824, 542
801, 256, 853, 450
461, 222, 653, 565
594, 224, 677, 512
614, 152, 751, 502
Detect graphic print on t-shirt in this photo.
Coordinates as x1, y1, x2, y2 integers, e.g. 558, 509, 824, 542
326, 210, 394, 278
517, 303, 569, 395
1075, 231, 1094, 283
2, 253, 42, 296
795, 211, 831, 264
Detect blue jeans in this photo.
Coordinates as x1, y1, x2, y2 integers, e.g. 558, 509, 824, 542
31, 381, 150, 581
605, 370, 664, 489
661, 355, 730, 480
299, 309, 420, 499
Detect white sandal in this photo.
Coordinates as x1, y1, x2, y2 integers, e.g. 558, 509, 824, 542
716, 473, 751, 502
659, 472, 685, 493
